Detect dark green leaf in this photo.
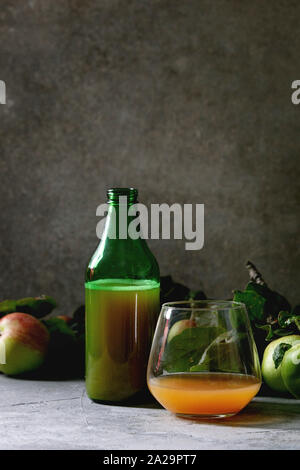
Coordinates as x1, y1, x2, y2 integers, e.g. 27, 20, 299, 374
162, 326, 223, 373
268, 291, 291, 318
189, 290, 207, 301
43, 317, 76, 338
255, 323, 275, 341
294, 316, 300, 331
0, 299, 17, 317
246, 281, 271, 298
278, 311, 293, 328
160, 276, 190, 305
189, 330, 244, 373
233, 287, 267, 323
0, 295, 57, 319
160, 276, 206, 305
273, 328, 295, 337
278, 311, 300, 333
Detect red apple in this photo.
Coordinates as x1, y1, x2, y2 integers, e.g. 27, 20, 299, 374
0, 313, 49, 376
167, 318, 196, 343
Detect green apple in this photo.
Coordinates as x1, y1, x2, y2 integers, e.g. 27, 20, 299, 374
261, 335, 300, 393
0, 313, 49, 376
168, 319, 196, 343
281, 343, 300, 398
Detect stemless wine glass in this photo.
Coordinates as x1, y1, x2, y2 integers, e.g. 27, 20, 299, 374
147, 300, 261, 419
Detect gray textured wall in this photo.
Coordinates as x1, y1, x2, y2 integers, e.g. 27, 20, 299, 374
0, 0, 299, 314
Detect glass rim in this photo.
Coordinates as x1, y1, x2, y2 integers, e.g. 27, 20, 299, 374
161, 300, 246, 311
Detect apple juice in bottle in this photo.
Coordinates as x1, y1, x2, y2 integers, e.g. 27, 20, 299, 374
85, 188, 160, 402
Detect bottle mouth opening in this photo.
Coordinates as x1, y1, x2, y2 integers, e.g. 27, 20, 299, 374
107, 188, 138, 204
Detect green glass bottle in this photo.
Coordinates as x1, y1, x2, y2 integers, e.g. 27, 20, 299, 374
85, 188, 160, 402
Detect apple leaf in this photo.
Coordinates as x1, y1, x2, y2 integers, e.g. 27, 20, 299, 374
255, 323, 276, 341
0, 295, 57, 319
162, 326, 224, 373
233, 270, 295, 354
233, 278, 290, 327
278, 311, 300, 332
160, 275, 206, 305
43, 317, 76, 338
0, 300, 16, 316
233, 285, 267, 323
190, 330, 247, 373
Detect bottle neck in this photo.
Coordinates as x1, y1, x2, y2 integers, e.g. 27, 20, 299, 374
86, 187, 160, 282
105, 188, 138, 240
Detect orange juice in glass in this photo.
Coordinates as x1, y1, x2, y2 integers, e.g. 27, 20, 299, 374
147, 301, 261, 419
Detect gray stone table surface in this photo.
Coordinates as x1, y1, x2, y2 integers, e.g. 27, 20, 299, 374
0, 375, 299, 450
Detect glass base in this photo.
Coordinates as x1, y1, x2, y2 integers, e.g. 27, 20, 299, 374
88, 388, 153, 406
176, 412, 236, 420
